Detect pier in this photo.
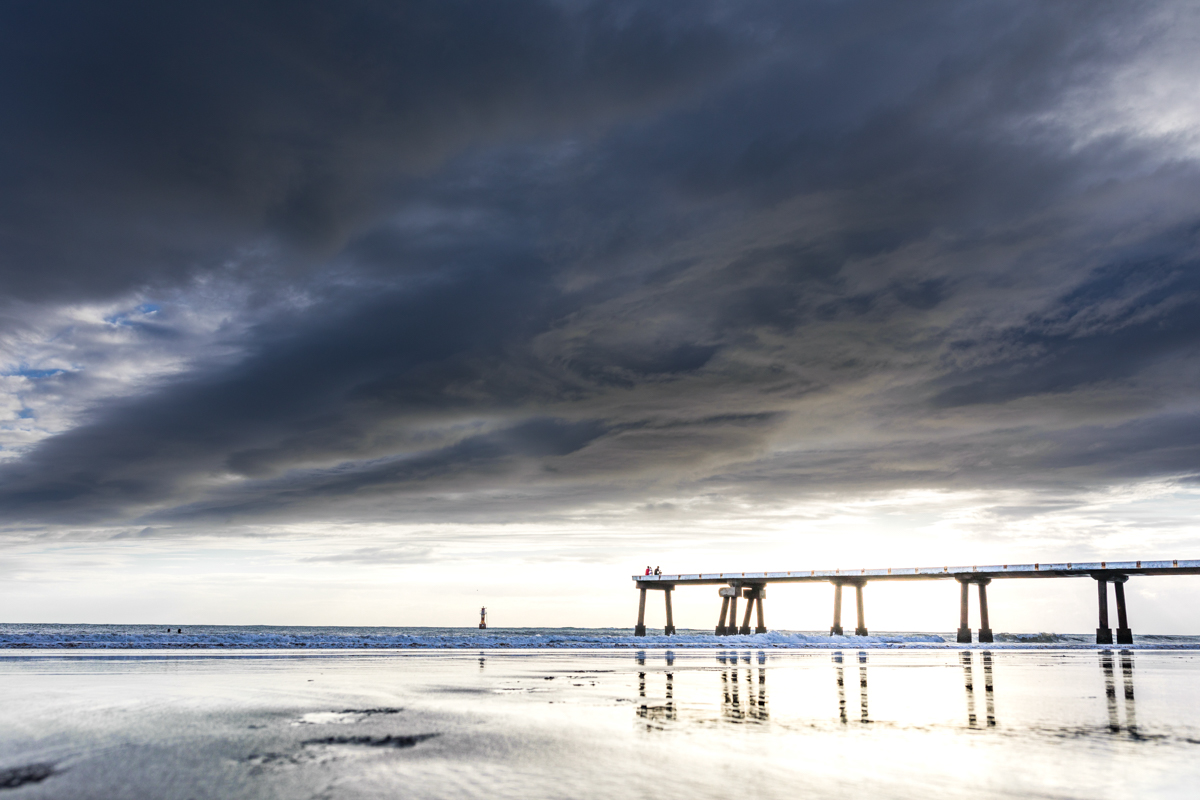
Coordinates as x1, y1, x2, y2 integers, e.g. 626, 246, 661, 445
632, 559, 1200, 643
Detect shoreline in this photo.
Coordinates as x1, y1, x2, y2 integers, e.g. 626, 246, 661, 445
3, 642, 1200, 653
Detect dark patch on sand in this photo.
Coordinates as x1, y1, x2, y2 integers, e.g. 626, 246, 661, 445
0, 763, 55, 790
338, 708, 403, 715
302, 734, 438, 748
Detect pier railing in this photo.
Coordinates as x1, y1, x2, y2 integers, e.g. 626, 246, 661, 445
631, 559, 1200, 644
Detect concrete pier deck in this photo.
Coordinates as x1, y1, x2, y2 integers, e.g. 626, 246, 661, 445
633, 560, 1200, 586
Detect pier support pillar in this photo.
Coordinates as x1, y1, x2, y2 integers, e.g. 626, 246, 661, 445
717, 586, 741, 635
854, 581, 868, 636
740, 587, 766, 635
977, 579, 993, 643
663, 587, 676, 635
1113, 576, 1132, 645
635, 588, 647, 637
957, 579, 972, 643
1095, 576, 1113, 645
739, 589, 754, 635
830, 581, 844, 636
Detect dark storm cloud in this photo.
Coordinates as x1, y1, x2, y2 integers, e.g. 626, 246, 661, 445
932, 226, 1200, 407
0, 0, 750, 299
1, 0, 1199, 530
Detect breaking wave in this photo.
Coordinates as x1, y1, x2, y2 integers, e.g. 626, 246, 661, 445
1, 624, 1196, 649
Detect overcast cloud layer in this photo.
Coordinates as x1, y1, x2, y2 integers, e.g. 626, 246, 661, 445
2, 0, 1199, 544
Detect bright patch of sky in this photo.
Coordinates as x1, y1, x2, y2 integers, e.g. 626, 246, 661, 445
0, 285, 254, 458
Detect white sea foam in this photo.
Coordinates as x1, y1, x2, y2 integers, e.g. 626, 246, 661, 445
2, 624, 1197, 649
0, 624, 942, 649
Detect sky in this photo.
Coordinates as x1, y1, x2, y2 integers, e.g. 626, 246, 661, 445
2, 0, 1200, 632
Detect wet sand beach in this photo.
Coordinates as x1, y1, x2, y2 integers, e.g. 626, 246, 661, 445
2, 648, 1199, 799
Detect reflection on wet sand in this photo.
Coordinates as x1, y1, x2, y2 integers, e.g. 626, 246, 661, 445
636, 651, 770, 728
719, 665, 769, 724
961, 651, 995, 727
639, 650, 999, 730
832, 651, 869, 723
858, 652, 869, 723
634, 649, 1148, 739
717, 651, 768, 724
636, 669, 676, 726
1101, 651, 1138, 735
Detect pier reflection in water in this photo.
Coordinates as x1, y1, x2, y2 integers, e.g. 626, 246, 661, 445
631, 649, 1155, 743
635, 669, 677, 727
637, 651, 771, 728
635, 649, 1014, 731
832, 651, 871, 723
1101, 650, 1138, 734
718, 654, 769, 724
961, 650, 996, 727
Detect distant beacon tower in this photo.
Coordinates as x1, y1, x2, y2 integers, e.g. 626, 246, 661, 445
479, 606, 487, 629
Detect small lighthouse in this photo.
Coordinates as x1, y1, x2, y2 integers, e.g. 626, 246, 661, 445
479, 606, 487, 629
